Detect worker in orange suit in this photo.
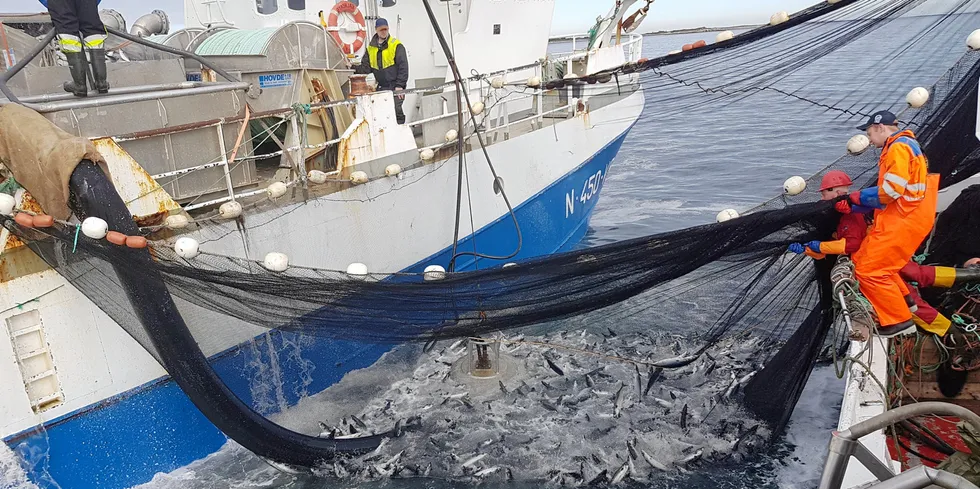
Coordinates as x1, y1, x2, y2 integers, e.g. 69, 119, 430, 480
840, 110, 940, 338
788, 170, 869, 259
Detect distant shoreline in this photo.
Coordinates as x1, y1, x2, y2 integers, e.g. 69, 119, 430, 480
550, 24, 758, 41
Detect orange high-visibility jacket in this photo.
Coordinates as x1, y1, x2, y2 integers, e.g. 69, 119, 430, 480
854, 129, 929, 211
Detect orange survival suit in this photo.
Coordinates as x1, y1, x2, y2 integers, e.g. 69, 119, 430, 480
850, 129, 940, 330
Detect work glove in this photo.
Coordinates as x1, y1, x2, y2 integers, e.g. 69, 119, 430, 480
788, 243, 805, 254
804, 241, 823, 253
835, 200, 852, 214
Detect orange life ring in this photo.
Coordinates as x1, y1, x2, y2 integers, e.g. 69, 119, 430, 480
326, 1, 368, 55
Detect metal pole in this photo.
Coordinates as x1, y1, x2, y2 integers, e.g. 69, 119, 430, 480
105, 27, 240, 83
0, 29, 56, 104
215, 123, 237, 200
867, 465, 979, 489
11, 82, 249, 113
16, 81, 208, 103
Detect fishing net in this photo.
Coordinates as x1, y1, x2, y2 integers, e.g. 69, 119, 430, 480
4, 0, 980, 475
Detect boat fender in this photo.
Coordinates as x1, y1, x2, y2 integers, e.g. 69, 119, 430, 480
445, 129, 458, 143
420, 148, 435, 161
106, 230, 127, 245
263, 252, 289, 272
770, 11, 789, 26
350, 171, 369, 185
219, 201, 243, 219
470, 101, 485, 116
346, 262, 368, 279
266, 181, 288, 200
308, 170, 329, 184
81, 216, 109, 239
969, 29, 980, 50
846, 134, 870, 155
716, 209, 739, 222
906, 87, 929, 108
716, 31, 735, 43
0, 193, 13, 215
783, 176, 806, 196
125, 236, 148, 249
491, 77, 505, 89
174, 237, 200, 259
385, 164, 402, 177
424, 265, 446, 281
166, 214, 190, 229
526, 76, 541, 88
32, 214, 54, 227
14, 212, 34, 228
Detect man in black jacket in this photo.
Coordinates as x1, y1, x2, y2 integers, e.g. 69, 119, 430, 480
354, 18, 409, 124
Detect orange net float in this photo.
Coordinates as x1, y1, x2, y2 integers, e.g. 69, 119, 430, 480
32, 214, 54, 227
106, 231, 127, 245
681, 44, 694, 51
126, 236, 148, 249
14, 212, 34, 228
692, 40, 707, 49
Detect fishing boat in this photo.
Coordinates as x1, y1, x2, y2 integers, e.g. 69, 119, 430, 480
0, 1, 647, 487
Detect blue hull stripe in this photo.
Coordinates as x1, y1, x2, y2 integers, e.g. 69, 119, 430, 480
6, 126, 634, 489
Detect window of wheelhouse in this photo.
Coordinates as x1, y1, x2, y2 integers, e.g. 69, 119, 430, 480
256, 0, 278, 15
288, 0, 305, 10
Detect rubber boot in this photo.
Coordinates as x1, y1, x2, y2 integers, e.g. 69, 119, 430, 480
88, 48, 109, 94
876, 319, 917, 338
954, 266, 980, 284
63, 51, 88, 97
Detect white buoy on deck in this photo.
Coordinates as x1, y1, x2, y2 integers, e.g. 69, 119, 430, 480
526, 76, 541, 88
716, 31, 734, 43
491, 77, 505, 89
470, 101, 485, 116
174, 237, 200, 259
783, 176, 807, 196
424, 265, 447, 281
350, 171, 369, 185
166, 214, 190, 229
0, 193, 15, 216
420, 148, 435, 161
219, 201, 243, 219
308, 170, 328, 184
81, 217, 109, 239
445, 129, 459, 143
906, 87, 929, 108
263, 252, 289, 272
266, 181, 288, 199
770, 11, 789, 26
385, 164, 402, 177
847, 134, 870, 154
346, 262, 368, 279
968, 29, 980, 50
716, 209, 740, 222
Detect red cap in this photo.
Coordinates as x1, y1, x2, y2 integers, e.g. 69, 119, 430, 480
820, 170, 852, 191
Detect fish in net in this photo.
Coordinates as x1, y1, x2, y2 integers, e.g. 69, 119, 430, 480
3, 0, 980, 477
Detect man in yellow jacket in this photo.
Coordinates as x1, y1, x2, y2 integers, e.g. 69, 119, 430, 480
845, 110, 940, 337
354, 18, 409, 124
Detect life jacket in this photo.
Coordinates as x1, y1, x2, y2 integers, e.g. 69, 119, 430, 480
367, 37, 402, 71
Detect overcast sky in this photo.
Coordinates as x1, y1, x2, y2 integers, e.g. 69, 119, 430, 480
1, 0, 853, 34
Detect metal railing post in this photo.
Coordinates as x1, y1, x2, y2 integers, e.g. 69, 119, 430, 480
215, 123, 237, 200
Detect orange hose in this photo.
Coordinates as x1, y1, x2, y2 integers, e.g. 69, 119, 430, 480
227, 104, 251, 164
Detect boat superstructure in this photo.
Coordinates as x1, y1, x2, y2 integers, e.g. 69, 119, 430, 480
0, 1, 647, 487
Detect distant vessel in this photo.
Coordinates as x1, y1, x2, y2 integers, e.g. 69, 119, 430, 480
0, 0, 646, 486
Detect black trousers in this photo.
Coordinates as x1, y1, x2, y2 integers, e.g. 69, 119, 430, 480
48, 0, 105, 37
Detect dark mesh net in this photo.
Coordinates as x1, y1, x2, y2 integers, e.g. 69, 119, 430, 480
4, 0, 980, 471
